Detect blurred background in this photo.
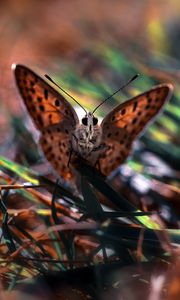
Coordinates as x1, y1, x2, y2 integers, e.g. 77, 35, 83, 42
0, 0, 179, 184
0, 1, 180, 299
0, 0, 180, 203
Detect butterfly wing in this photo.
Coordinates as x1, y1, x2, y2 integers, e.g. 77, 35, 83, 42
98, 84, 173, 176
13, 64, 79, 180
13, 64, 79, 129
40, 123, 74, 180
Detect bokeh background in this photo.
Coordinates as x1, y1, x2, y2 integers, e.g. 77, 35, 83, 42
0, 1, 179, 299
0, 0, 179, 187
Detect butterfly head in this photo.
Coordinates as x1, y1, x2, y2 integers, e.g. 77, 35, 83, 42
82, 112, 98, 128
80, 112, 99, 143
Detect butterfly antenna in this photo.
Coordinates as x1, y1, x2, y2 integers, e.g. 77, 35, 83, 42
45, 74, 87, 114
92, 74, 140, 114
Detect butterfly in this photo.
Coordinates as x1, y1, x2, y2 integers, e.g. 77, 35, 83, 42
13, 64, 173, 182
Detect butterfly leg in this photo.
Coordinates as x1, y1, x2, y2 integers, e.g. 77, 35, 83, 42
67, 133, 79, 167
67, 148, 73, 167
92, 143, 107, 152
72, 133, 78, 142
94, 159, 101, 172
91, 144, 108, 173
93, 144, 111, 173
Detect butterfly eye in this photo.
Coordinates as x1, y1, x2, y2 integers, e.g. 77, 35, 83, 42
82, 117, 88, 126
93, 117, 98, 125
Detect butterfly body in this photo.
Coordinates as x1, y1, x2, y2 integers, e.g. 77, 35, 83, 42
13, 64, 173, 182
71, 112, 102, 158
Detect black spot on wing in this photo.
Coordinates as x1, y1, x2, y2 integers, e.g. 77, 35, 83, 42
55, 99, 60, 106
133, 101, 138, 112
37, 97, 42, 103
132, 117, 137, 124
37, 115, 43, 127
44, 89, 48, 100
39, 105, 45, 112
121, 108, 126, 115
